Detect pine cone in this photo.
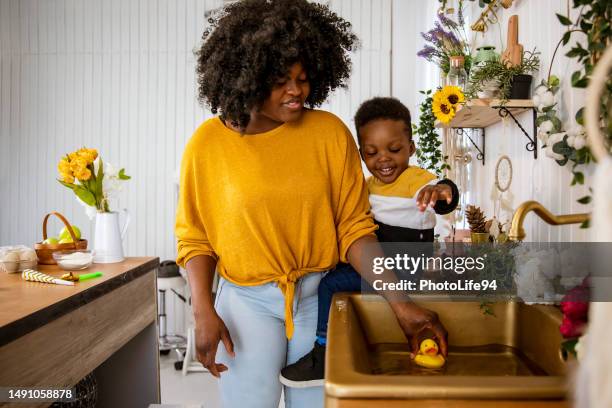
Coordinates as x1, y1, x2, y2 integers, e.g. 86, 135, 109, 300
466, 205, 487, 233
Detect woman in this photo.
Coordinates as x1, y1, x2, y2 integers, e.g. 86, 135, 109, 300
175, 1, 447, 407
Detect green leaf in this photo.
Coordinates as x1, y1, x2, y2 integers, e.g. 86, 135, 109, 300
575, 107, 585, 125
580, 219, 590, 229
566, 47, 589, 58
550, 116, 563, 131
577, 195, 592, 204
561, 31, 572, 46
536, 115, 548, 126
96, 157, 104, 207
554, 144, 570, 155
556, 13, 573, 26
561, 339, 578, 357
579, 20, 593, 32
571, 71, 588, 88
57, 179, 76, 190
118, 168, 131, 180
572, 171, 585, 185
74, 186, 96, 206
574, 78, 588, 88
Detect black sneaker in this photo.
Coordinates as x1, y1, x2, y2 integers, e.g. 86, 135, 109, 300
279, 342, 325, 388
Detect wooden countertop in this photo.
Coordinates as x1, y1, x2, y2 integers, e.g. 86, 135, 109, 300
0, 257, 159, 347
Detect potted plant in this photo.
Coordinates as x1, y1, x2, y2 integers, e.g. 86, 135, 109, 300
467, 49, 540, 101
466, 205, 489, 243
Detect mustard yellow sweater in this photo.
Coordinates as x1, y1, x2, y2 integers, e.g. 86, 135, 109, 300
175, 110, 377, 338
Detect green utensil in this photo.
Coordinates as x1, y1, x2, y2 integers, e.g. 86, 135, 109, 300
79, 271, 103, 281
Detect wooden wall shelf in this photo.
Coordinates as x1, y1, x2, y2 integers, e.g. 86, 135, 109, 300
435, 99, 534, 129
435, 99, 538, 164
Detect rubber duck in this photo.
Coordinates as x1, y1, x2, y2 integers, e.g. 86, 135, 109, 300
413, 338, 446, 369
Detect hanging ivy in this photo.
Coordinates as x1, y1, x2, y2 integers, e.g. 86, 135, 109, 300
414, 90, 450, 177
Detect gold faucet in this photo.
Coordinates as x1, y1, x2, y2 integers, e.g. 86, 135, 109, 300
508, 200, 590, 241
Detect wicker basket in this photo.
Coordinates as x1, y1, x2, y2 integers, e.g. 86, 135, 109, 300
34, 212, 88, 265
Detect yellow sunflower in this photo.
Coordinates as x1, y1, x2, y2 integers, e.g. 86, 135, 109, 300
432, 92, 456, 124
440, 85, 465, 107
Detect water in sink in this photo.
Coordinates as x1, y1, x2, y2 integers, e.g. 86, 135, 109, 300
369, 343, 549, 376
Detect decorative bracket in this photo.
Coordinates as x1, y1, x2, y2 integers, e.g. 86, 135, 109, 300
456, 128, 485, 165
496, 106, 538, 159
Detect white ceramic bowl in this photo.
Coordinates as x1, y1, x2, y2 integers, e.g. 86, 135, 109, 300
52, 250, 94, 271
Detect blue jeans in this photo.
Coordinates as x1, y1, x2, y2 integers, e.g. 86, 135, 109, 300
316, 263, 367, 338
215, 273, 324, 408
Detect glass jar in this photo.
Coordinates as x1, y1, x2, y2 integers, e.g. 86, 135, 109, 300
474, 46, 499, 67
446, 55, 468, 91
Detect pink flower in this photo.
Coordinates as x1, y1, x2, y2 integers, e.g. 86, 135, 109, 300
560, 283, 590, 321
559, 315, 585, 338
560, 300, 589, 321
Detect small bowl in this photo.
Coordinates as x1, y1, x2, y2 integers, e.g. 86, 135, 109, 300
52, 250, 94, 271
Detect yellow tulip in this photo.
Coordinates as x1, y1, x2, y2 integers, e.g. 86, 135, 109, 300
70, 157, 88, 173
58, 158, 71, 174
62, 172, 75, 184
88, 148, 98, 161
77, 148, 98, 164
74, 167, 92, 181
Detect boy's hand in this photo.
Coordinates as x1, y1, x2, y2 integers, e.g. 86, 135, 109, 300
416, 184, 453, 212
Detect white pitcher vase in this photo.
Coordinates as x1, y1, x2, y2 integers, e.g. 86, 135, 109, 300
93, 209, 130, 263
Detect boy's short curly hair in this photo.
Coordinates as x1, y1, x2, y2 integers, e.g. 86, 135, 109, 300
354, 97, 413, 143
195, 0, 358, 129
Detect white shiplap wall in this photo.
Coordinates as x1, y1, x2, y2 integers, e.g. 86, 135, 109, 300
0, 0, 391, 334
0, 0, 391, 255
392, 0, 593, 242
1, 0, 221, 257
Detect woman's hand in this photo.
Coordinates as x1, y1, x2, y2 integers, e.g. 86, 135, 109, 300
194, 310, 235, 378
416, 184, 453, 212
345, 237, 448, 357
389, 301, 448, 358
185, 255, 234, 378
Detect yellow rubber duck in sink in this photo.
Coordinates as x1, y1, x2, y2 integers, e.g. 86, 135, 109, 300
414, 339, 446, 369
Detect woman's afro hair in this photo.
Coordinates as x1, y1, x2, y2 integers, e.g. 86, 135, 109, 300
354, 97, 413, 143
195, 0, 358, 129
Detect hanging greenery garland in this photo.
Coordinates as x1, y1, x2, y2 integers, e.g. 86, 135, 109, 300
414, 90, 451, 177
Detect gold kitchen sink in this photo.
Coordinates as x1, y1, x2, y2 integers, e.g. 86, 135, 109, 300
325, 294, 569, 408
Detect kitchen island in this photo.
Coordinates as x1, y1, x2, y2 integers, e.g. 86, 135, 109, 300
0, 257, 160, 408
